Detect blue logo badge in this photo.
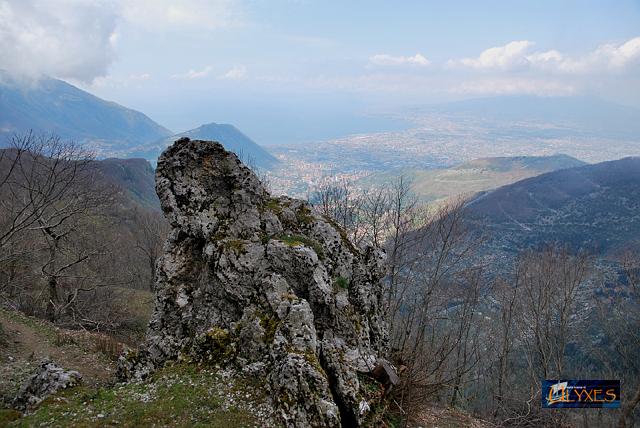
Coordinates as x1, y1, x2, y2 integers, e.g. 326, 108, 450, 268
542, 380, 620, 408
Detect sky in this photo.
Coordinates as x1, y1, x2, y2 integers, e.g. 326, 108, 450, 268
1, 0, 640, 144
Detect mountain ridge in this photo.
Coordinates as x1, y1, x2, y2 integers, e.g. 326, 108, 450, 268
466, 156, 640, 258
148, 123, 280, 169
0, 73, 172, 156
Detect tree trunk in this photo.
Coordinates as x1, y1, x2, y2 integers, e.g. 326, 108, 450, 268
619, 384, 640, 428
45, 239, 59, 322
46, 275, 58, 321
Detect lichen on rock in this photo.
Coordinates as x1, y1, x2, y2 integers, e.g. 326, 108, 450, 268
13, 360, 82, 411
118, 137, 393, 427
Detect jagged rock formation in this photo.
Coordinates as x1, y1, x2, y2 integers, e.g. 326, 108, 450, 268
119, 138, 392, 427
13, 360, 82, 410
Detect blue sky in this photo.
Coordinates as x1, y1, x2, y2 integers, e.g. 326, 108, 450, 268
1, 0, 639, 143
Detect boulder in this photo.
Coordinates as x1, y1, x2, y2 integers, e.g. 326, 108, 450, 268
13, 360, 82, 410
118, 138, 392, 426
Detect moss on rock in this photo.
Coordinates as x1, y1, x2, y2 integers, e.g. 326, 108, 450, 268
277, 234, 325, 260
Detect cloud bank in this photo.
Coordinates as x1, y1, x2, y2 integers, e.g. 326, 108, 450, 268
0, 0, 119, 82
369, 53, 430, 66
0, 0, 243, 83
0, 0, 637, 102
448, 37, 640, 74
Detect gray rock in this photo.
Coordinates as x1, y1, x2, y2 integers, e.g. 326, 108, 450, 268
118, 138, 393, 426
13, 360, 82, 410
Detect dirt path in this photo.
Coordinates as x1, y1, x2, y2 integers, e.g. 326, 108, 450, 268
0, 309, 118, 405
410, 406, 496, 427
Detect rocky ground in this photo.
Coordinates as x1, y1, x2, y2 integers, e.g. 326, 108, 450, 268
0, 299, 493, 427
0, 309, 117, 405
0, 309, 278, 427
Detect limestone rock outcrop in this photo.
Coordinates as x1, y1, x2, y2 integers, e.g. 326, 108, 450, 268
119, 138, 392, 426
14, 360, 82, 410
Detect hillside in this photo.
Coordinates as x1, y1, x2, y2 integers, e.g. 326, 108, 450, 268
0, 72, 172, 157
466, 157, 640, 258
1, 307, 491, 428
96, 158, 159, 210
0, 147, 160, 211
147, 123, 279, 169
359, 154, 585, 204
0, 307, 274, 427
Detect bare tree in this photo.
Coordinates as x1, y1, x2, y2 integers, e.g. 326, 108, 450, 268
516, 246, 591, 381
0, 132, 69, 256
360, 186, 392, 247
310, 179, 366, 243
595, 251, 640, 428
490, 275, 520, 418
484, 245, 592, 427
387, 198, 484, 420
132, 208, 169, 290
0, 133, 118, 322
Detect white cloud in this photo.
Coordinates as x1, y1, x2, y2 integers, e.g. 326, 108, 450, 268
295, 73, 576, 97
0, 0, 244, 83
556, 37, 640, 73
218, 65, 247, 80
447, 41, 534, 71
171, 66, 214, 80
170, 65, 247, 80
0, 0, 119, 82
448, 37, 640, 74
369, 53, 430, 66
610, 37, 640, 68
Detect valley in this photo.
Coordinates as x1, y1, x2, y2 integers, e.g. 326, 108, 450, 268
267, 110, 639, 198
2, 59, 640, 428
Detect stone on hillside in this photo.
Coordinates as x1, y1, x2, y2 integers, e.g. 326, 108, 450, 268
13, 360, 82, 410
118, 138, 393, 426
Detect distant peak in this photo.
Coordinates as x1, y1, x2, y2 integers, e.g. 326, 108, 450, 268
199, 122, 235, 129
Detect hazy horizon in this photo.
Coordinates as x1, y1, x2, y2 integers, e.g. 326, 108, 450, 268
1, 0, 639, 144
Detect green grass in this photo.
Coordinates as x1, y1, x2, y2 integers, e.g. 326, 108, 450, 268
384, 413, 405, 428
0, 308, 57, 341
263, 198, 283, 215
0, 322, 6, 349
321, 216, 359, 255
358, 155, 584, 207
257, 311, 281, 344
0, 409, 21, 425
294, 205, 315, 226
277, 234, 325, 260
334, 276, 349, 290
9, 363, 269, 427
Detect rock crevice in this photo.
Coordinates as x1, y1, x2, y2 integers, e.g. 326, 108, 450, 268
119, 138, 392, 427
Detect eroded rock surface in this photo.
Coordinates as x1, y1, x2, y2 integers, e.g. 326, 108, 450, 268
119, 138, 391, 426
13, 360, 82, 410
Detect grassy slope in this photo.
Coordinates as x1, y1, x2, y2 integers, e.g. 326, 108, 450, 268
359, 154, 586, 205
5, 364, 273, 428
0, 309, 118, 405
0, 307, 494, 428
0, 308, 275, 427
